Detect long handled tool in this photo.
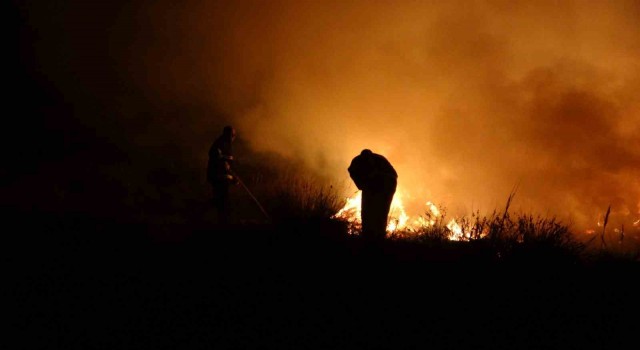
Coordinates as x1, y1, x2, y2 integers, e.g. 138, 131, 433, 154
230, 170, 271, 222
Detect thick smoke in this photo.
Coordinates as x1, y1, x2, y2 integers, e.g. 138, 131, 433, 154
16, 1, 640, 233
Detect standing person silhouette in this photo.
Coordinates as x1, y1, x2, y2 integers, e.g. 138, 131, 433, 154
207, 125, 238, 225
348, 149, 398, 243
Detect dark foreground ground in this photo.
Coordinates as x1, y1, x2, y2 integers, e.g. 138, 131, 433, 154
7, 211, 640, 350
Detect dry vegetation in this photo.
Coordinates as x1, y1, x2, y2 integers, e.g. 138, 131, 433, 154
242, 170, 639, 265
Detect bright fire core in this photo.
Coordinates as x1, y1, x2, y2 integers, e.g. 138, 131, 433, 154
332, 189, 466, 240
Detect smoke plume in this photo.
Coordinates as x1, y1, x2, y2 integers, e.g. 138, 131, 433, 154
15, 0, 640, 233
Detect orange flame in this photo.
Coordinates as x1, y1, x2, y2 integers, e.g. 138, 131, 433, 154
332, 189, 467, 240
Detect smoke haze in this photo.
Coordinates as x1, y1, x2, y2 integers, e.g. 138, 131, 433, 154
13, 0, 640, 233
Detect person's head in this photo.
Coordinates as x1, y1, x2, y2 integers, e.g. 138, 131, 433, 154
359, 149, 375, 165
223, 125, 236, 142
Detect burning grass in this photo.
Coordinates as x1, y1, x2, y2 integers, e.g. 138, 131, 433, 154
328, 188, 639, 264
31, 144, 633, 264
234, 162, 639, 264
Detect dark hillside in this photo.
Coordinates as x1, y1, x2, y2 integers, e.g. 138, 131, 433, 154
7, 210, 639, 350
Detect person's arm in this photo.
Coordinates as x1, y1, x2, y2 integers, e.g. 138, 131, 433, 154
348, 165, 367, 191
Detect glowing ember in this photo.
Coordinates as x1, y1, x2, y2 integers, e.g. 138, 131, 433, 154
332, 189, 465, 240
634, 219, 640, 227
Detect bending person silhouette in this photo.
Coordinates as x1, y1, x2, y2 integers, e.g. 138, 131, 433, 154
348, 149, 398, 242
207, 125, 238, 225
